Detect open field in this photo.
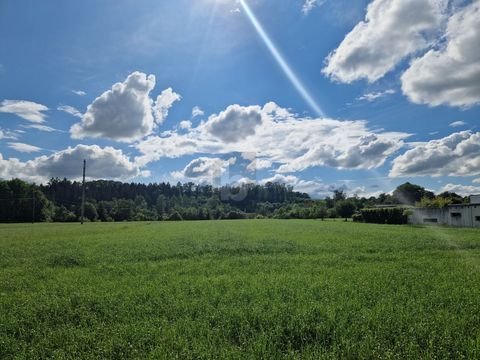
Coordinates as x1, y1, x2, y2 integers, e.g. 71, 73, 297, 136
1, 221, 479, 359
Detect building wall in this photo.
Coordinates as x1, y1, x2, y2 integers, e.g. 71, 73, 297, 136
409, 208, 447, 226
409, 205, 480, 228
448, 205, 471, 227
470, 195, 480, 204
472, 205, 480, 229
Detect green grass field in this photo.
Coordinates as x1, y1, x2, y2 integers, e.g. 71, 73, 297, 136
1, 220, 479, 359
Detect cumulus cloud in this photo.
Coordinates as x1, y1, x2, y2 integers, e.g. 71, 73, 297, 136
153, 88, 181, 125
70, 72, 156, 142
260, 174, 345, 199
136, 102, 409, 174
0, 145, 142, 183
58, 105, 83, 118
171, 156, 236, 184
347, 186, 386, 199
277, 133, 403, 173
439, 183, 480, 196
390, 131, 480, 177
260, 174, 388, 199
246, 158, 272, 172
204, 104, 263, 143
401, 2, 480, 108
8, 142, 42, 153
323, 0, 447, 83
0, 100, 49, 123
179, 120, 192, 130
70, 72, 180, 142
191, 106, 204, 118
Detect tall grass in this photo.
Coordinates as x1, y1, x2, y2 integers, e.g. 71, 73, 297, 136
0, 220, 479, 358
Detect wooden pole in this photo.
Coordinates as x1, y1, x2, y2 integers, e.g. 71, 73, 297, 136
32, 188, 35, 224
81, 160, 86, 224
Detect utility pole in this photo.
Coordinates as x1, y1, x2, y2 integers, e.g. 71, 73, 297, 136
32, 187, 35, 224
81, 160, 86, 224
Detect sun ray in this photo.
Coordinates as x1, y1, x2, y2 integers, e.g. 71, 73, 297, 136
239, 0, 326, 118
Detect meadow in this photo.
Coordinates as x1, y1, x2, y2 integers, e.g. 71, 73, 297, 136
0, 220, 479, 359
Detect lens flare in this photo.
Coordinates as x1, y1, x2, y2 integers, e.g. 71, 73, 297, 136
239, 0, 326, 118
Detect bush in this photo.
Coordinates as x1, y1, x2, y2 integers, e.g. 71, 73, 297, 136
352, 213, 363, 222
222, 211, 247, 220
359, 208, 408, 225
327, 208, 337, 219
166, 211, 183, 221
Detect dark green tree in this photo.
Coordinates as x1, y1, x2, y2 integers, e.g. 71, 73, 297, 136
393, 182, 434, 205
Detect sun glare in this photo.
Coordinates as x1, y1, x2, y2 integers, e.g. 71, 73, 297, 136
239, 0, 326, 118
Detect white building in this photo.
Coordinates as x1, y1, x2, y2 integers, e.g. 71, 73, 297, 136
409, 195, 480, 228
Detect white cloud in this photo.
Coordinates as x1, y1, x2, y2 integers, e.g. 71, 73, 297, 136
473, 178, 480, 184
22, 124, 61, 133
260, 174, 343, 199
191, 106, 204, 118
449, 120, 467, 128
0, 145, 143, 183
260, 174, 298, 186
277, 133, 403, 173
8, 142, 42, 153
358, 89, 395, 102
246, 158, 272, 172
302, 0, 323, 15
439, 183, 480, 196
0, 100, 49, 123
171, 156, 236, 184
70, 72, 180, 142
204, 104, 263, 143
323, 0, 447, 83
179, 120, 192, 130
402, 2, 480, 108
390, 131, 480, 177
136, 102, 409, 174
153, 88, 181, 125
260, 174, 387, 199
71, 72, 156, 142
0, 128, 18, 140
58, 105, 83, 118
72, 90, 86, 96
348, 186, 385, 199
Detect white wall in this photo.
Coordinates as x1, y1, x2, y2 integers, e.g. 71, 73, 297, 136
409, 205, 480, 228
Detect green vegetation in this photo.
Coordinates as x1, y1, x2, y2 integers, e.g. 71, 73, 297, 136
1, 178, 473, 224
1, 220, 479, 358
355, 208, 409, 225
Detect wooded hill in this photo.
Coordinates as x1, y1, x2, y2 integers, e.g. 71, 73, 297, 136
0, 178, 469, 223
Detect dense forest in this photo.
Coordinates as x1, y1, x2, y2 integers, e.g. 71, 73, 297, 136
0, 178, 470, 223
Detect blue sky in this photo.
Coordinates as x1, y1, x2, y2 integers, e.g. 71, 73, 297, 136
0, 0, 479, 198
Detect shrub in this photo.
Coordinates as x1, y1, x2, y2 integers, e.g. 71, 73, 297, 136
222, 211, 247, 220
352, 213, 363, 222
166, 211, 183, 221
359, 208, 408, 225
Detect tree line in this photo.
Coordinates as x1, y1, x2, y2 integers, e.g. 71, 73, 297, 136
0, 178, 471, 223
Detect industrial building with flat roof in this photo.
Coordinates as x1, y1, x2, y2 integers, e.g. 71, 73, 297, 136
409, 195, 480, 228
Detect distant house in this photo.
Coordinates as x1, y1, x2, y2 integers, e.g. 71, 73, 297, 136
409, 195, 480, 228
